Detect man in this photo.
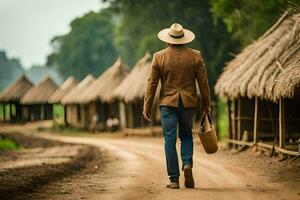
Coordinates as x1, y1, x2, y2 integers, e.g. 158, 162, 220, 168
143, 23, 211, 189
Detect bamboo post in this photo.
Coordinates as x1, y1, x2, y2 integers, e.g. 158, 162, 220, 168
279, 98, 286, 149
2, 103, 6, 123
64, 105, 68, 126
9, 103, 13, 122
119, 101, 126, 129
237, 96, 242, 141
232, 99, 237, 147
227, 100, 233, 148
41, 105, 45, 120
128, 103, 134, 128
253, 96, 260, 143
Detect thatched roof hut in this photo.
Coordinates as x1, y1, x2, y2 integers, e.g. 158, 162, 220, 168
215, 11, 300, 102
114, 52, 152, 102
0, 75, 33, 102
48, 76, 78, 104
61, 75, 94, 105
78, 58, 128, 104
21, 76, 58, 104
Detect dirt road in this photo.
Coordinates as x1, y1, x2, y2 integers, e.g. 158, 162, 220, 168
38, 134, 299, 200
1, 122, 299, 200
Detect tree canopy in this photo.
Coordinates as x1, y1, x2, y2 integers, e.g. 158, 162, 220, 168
109, 0, 237, 86
0, 51, 24, 91
47, 9, 118, 80
46, 0, 298, 92
211, 0, 300, 46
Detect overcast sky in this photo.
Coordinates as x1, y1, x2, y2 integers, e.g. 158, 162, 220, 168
0, 0, 106, 69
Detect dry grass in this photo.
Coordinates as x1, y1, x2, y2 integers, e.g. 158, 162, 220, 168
48, 76, 78, 104
0, 75, 33, 102
20, 76, 58, 104
215, 10, 300, 102
77, 57, 128, 103
61, 75, 94, 105
114, 52, 152, 102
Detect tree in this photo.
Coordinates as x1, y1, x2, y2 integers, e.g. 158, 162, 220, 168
106, 0, 238, 88
211, 0, 300, 46
0, 51, 24, 91
47, 9, 118, 80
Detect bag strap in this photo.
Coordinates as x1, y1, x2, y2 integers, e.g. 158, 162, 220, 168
200, 114, 212, 125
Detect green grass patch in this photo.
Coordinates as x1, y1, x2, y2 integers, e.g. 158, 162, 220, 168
53, 104, 64, 121
0, 103, 16, 121
0, 137, 20, 151
217, 99, 228, 140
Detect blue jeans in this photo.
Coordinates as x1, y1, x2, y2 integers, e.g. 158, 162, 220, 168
160, 98, 195, 182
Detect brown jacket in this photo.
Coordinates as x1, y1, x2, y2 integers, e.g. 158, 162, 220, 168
144, 45, 211, 113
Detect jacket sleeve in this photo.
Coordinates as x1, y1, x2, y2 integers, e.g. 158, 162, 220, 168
196, 53, 211, 112
144, 53, 160, 113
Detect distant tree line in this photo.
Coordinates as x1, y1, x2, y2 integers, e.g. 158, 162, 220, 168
46, 0, 300, 92
0, 51, 24, 91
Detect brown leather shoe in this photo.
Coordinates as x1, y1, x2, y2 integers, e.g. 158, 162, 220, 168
166, 181, 180, 189
183, 165, 194, 188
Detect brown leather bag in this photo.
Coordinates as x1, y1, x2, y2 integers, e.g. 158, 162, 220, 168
197, 114, 218, 154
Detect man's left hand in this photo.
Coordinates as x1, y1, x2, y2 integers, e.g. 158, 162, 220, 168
143, 110, 151, 122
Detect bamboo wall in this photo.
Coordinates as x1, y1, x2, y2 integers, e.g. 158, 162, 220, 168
227, 96, 300, 155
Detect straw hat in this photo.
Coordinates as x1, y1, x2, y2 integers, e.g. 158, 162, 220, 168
158, 23, 195, 45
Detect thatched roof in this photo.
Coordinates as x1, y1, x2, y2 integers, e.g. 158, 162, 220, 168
215, 10, 300, 102
21, 76, 58, 104
0, 75, 33, 102
48, 76, 78, 104
77, 58, 128, 104
114, 52, 152, 102
61, 75, 95, 105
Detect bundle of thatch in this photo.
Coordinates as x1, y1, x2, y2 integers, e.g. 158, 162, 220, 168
48, 76, 78, 104
0, 75, 33, 102
21, 76, 58, 104
61, 75, 94, 105
114, 52, 152, 102
77, 58, 128, 103
215, 10, 300, 102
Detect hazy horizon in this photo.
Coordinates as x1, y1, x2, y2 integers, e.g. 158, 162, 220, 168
0, 0, 106, 70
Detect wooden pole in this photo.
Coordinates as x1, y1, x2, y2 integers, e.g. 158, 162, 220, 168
2, 103, 6, 123
41, 105, 45, 120
227, 100, 233, 148
9, 103, 13, 122
128, 103, 133, 128
64, 105, 68, 126
253, 96, 260, 143
237, 96, 242, 141
119, 101, 126, 129
232, 99, 237, 147
279, 98, 286, 149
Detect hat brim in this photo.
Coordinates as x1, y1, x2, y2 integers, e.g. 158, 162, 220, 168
158, 28, 195, 44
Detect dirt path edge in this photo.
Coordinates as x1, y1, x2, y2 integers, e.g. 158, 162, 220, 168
0, 144, 99, 200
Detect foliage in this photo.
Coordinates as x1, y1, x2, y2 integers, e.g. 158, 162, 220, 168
53, 104, 64, 121
0, 51, 24, 91
47, 9, 118, 80
0, 137, 20, 151
217, 99, 228, 140
211, 0, 300, 46
108, 0, 238, 88
0, 103, 15, 121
